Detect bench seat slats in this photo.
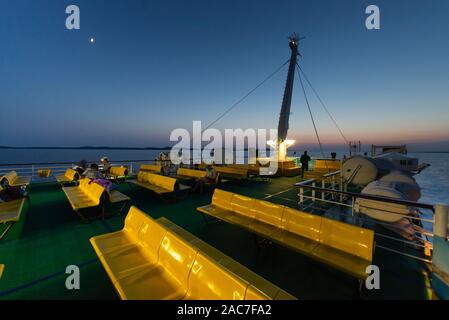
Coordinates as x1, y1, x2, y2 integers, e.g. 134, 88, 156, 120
129, 180, 172, 194
0, 198, 26, 223
109, 190, 131, 204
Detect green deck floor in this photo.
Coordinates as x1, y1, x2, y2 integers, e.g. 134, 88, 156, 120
0, 176, 432, 299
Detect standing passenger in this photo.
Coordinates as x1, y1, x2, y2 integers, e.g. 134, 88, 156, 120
300, 151, 311, 178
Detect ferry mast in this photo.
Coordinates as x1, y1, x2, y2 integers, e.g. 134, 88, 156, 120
269, 34, 302, 162
278, 34, 300, 142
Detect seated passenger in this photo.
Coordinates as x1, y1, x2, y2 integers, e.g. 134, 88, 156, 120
100, 157, 111, 174
192, 165, 217, 193
82, 163, 104, 180
73, 160, 88, 176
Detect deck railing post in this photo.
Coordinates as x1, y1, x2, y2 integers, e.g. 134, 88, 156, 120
312, 181, 316, 202
299, 188, 304, 204
321, 180, 325, 200
339, 176, 343, 202
434, 204, 449, 239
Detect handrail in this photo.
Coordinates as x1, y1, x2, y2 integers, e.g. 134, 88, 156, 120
294, 182, 434, 211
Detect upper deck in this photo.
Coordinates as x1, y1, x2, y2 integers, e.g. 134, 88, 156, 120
0, 163, 433, 300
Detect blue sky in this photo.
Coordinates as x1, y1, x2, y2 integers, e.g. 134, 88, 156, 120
0, 0, 448, 150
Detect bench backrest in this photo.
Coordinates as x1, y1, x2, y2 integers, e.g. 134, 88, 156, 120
211, 189, 234, 210
139, 213, 168, 262
230, 194, 256, 219
252, 200, 284, 228
137, 172, 177, 191
314, 159, 341, 171
319, 218, 374, 261
281, 208, 321, 242
79, 178, 105, 204
1, 171, 18, 184
147, 173, 177, 191
65, 169, 79, 181
187, 252, 248, 300
109, 166, 128, 177
78, 178, 90, 188
177, 168, 207, 179
213, 166, 248, 178
137, 171, 148, 183
140, 164, 162, 173
159, 232, 198, 289
123, 206, 148, 240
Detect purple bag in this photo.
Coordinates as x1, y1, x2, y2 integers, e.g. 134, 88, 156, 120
92, 179, 116, 192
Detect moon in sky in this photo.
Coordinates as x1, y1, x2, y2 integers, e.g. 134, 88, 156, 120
90, 38, 95, 43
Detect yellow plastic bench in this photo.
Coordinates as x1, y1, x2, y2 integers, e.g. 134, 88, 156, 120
0, 171, 31, 187
228, 164, 264, 176
62, 178, 105, 211
176, 168, 207, 180
62, 178, 129, 221
213, 166, 248, 180
90, 206, 296, 300
0, 264, 4, 279
314, 159, 341, 171
129, 172, 190, 198
37, 169, 52, 178
197, 189, 374, 281
108, 166, 129, 180
139, 164, 162, 174
56, 168, 79, 184
0, 197, 27, 240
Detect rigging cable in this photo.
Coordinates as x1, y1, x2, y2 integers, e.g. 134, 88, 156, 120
202, 59, 290, 132
298, 65, 349, 145
296, 63, 329, 172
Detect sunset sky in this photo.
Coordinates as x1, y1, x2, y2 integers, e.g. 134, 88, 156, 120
1, 0, 448, 151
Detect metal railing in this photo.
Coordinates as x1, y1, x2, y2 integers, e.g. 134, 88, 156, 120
0, 159, 162, 182
295, 173, 446, 264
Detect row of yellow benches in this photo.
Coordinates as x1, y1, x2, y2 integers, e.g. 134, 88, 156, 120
90, 206, 296, 300
198, 189, 375, 280
56, 166, 129, 185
